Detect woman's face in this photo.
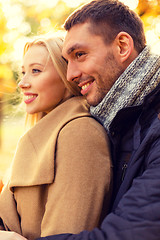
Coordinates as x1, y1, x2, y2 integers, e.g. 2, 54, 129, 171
19, 44, 67, 114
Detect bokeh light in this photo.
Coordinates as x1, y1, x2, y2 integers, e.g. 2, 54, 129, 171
0, 0, 159, 64
120, 0, 139, 9
62, 0, 90, 8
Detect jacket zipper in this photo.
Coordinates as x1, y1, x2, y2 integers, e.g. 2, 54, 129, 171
122, 163, 128, 181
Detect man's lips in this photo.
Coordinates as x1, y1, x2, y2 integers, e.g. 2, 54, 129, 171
79, 80, 94, 95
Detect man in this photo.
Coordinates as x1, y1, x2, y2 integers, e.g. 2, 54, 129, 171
35, 2, 160, 239
8, 0, 160, 239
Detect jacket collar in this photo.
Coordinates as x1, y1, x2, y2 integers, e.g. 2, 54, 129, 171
109, 82, 160, 137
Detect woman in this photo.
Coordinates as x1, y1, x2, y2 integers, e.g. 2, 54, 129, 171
0, 36, 112, 240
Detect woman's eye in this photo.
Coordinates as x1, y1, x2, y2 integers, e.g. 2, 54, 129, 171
22, 71, 25, 76
32, 69, 41, 73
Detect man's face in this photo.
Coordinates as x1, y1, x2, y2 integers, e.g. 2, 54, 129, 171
62, 22, 124, 106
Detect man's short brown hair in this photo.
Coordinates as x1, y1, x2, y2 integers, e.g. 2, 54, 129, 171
64, 0, 146, 53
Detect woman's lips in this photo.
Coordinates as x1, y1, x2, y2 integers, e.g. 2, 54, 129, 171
23, 94, 38, 104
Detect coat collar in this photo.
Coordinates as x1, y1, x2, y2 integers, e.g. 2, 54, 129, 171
9, 97, 90, 189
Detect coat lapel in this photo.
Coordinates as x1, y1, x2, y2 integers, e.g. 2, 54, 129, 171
9, 97, 90, 188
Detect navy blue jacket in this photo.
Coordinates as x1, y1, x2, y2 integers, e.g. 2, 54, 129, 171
36, 83, 160, 240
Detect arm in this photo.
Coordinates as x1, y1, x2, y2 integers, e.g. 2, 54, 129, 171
37, 135, 160, 239
40, 117, 112, 236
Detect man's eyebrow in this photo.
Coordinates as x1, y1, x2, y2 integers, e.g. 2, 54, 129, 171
67, 44, 82, 55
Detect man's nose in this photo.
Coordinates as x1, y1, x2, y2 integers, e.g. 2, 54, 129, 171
67, 61, 81, 82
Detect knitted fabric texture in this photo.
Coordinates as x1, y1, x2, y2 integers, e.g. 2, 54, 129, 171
90, 46, 160, 132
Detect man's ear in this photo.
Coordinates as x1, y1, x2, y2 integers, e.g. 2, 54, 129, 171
115, 32, 134, 63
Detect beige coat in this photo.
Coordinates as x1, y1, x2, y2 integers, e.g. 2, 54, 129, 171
0, 96, 112, 240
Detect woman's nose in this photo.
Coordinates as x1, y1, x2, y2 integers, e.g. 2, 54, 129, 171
18, 79, 31, 89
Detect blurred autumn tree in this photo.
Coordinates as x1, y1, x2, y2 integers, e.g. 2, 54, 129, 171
136, 0, 160, 48
0, 0, 160, 148
0, 4, 16, 147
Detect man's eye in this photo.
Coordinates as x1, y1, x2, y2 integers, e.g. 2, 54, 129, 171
21, 71, 25, 75
75, 52, 85, 59
32, 69, 41, 73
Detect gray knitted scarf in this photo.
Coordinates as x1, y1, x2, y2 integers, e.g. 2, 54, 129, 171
90, 46, 160, 132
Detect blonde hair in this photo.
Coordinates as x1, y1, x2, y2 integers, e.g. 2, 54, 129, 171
22, 36, 81, 128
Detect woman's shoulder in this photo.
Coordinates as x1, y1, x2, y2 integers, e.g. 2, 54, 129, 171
59, 96, 107, 136
62, 115, 107, 137
60, 96, 90, 117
